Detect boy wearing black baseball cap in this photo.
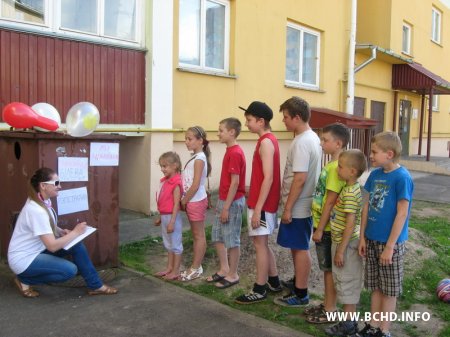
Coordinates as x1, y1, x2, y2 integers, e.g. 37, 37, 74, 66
234, 101, 282, 304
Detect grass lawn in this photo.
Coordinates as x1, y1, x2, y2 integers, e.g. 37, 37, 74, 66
119, 200, 450, 337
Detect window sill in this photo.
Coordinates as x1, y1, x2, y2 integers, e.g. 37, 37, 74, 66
177, 67, 237, 79
284, 83, 325, 93
430, 39, 443, 47
401, 51, 413, 58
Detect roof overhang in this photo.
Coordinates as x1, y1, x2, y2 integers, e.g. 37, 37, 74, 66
310, 107, 378, 129
356, 44, 412, 65
357, 44, 450, 95
392, 63, 450, 95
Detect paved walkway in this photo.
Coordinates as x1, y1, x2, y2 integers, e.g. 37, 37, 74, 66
0, 264, 308, 337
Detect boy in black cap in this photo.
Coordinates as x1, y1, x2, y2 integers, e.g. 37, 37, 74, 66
234, 101, 282, 304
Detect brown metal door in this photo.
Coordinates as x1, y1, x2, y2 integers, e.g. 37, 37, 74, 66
354, 97, 366, 117
399, 100, 411, 156
370, 101, 385, 134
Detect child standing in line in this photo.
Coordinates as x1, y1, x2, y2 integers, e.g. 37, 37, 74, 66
306, 123, 350, 324
181, 126, 212, 281
357, 132, 414, 337
154, 152, 183, 281
234, 101, 282, 304
275, 96, 321, 308
205, 118, 246, 289
324, 149, 366, 336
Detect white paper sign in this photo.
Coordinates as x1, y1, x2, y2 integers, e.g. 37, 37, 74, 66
90, 142, 119, 166
63, 226, 97, 250
57, 187, 89, 215
58, 157, 88, 182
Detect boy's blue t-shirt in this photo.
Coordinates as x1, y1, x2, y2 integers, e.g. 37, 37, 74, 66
364, 166, 414, 243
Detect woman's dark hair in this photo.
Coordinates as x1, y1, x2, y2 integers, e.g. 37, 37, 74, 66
188, 126, 212, 177
29, 167, 57, 234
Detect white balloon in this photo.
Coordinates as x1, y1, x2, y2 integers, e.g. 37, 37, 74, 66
31, 103, 61, 132
66, 102, 100, 137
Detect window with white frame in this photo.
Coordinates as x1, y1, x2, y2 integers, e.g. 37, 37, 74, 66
0, 0, 141, 46
432, 95, 439, 111
402, 22, 411, 54
431, 7, 441, 43
285, 22, 320, 89
179, 0, 230, 73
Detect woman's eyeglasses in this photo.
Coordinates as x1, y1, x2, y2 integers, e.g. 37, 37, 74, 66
43, 180, 61, 187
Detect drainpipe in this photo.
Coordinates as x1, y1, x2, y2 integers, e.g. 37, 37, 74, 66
355, 46, 377, 73
345, 0, 357, 115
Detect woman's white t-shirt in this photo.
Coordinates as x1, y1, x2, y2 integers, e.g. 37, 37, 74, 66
8, 199, 53, 275
182, 152, 207, 202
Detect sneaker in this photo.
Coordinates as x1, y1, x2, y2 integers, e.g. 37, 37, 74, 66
234, 290, 267, 304
356, 323, 381, 337
266, 282, 283, 293
274, 293, 309, 307
325, 321, 358, 337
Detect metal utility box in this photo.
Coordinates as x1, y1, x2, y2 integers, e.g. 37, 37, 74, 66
0, 131, 124, 267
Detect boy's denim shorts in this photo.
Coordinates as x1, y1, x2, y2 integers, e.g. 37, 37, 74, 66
211, 197, 245, 248
314, 230, 332, 271
365, 239, 406, 297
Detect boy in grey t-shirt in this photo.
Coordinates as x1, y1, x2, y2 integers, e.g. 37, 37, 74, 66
275, 96, 322, 307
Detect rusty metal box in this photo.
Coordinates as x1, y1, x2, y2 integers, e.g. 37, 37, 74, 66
0, 131, 124, 267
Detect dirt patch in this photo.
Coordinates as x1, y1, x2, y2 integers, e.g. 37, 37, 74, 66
390, 304, 444, 337
410, 200, 450, 219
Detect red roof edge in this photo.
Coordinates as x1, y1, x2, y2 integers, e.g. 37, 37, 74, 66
310, 107, 378, 129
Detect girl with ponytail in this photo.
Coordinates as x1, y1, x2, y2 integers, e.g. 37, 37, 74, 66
8, 167, 118, 297
180, 126, 211, 281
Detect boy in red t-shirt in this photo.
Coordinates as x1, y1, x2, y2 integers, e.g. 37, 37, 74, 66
206, 118, 246, 289
234, 101, 282, 304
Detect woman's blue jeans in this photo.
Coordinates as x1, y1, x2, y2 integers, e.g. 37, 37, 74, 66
17, 242, 103, 290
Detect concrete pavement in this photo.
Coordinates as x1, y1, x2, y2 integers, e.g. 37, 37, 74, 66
0, 264, 308, 337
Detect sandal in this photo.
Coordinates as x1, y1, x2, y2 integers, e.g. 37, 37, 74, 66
303, 303, 324, 316
14, 278, 39, 298
181, 265, 203, 282
88, 285, 118, 296
205, 272, 225, 283
306, 308, 338, 324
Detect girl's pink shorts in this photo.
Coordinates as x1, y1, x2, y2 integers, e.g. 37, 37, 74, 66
186, 198, 208, 222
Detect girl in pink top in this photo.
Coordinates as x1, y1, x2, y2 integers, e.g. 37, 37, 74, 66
155, 152, 183, 280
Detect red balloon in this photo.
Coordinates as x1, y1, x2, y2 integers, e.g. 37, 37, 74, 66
2, 102, 58, 131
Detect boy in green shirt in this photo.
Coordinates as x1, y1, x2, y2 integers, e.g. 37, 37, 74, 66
306, 123, 350, 323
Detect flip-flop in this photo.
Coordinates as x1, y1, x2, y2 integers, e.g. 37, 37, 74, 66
154, 271, 169, 277
163, 274, 180, 281
215, 278, 239, 289
206, 272, 225, 283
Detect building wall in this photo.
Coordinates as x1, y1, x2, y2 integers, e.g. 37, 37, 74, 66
356, 0, 450, 156
0, 29, 146, 124
172, 0, 351, 133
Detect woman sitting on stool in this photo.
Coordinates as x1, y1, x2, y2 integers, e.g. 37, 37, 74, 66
8, 167, 118, 298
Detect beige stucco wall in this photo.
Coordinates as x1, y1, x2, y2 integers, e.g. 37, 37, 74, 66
356, 0, 450, 153
173, 0, 351, 133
